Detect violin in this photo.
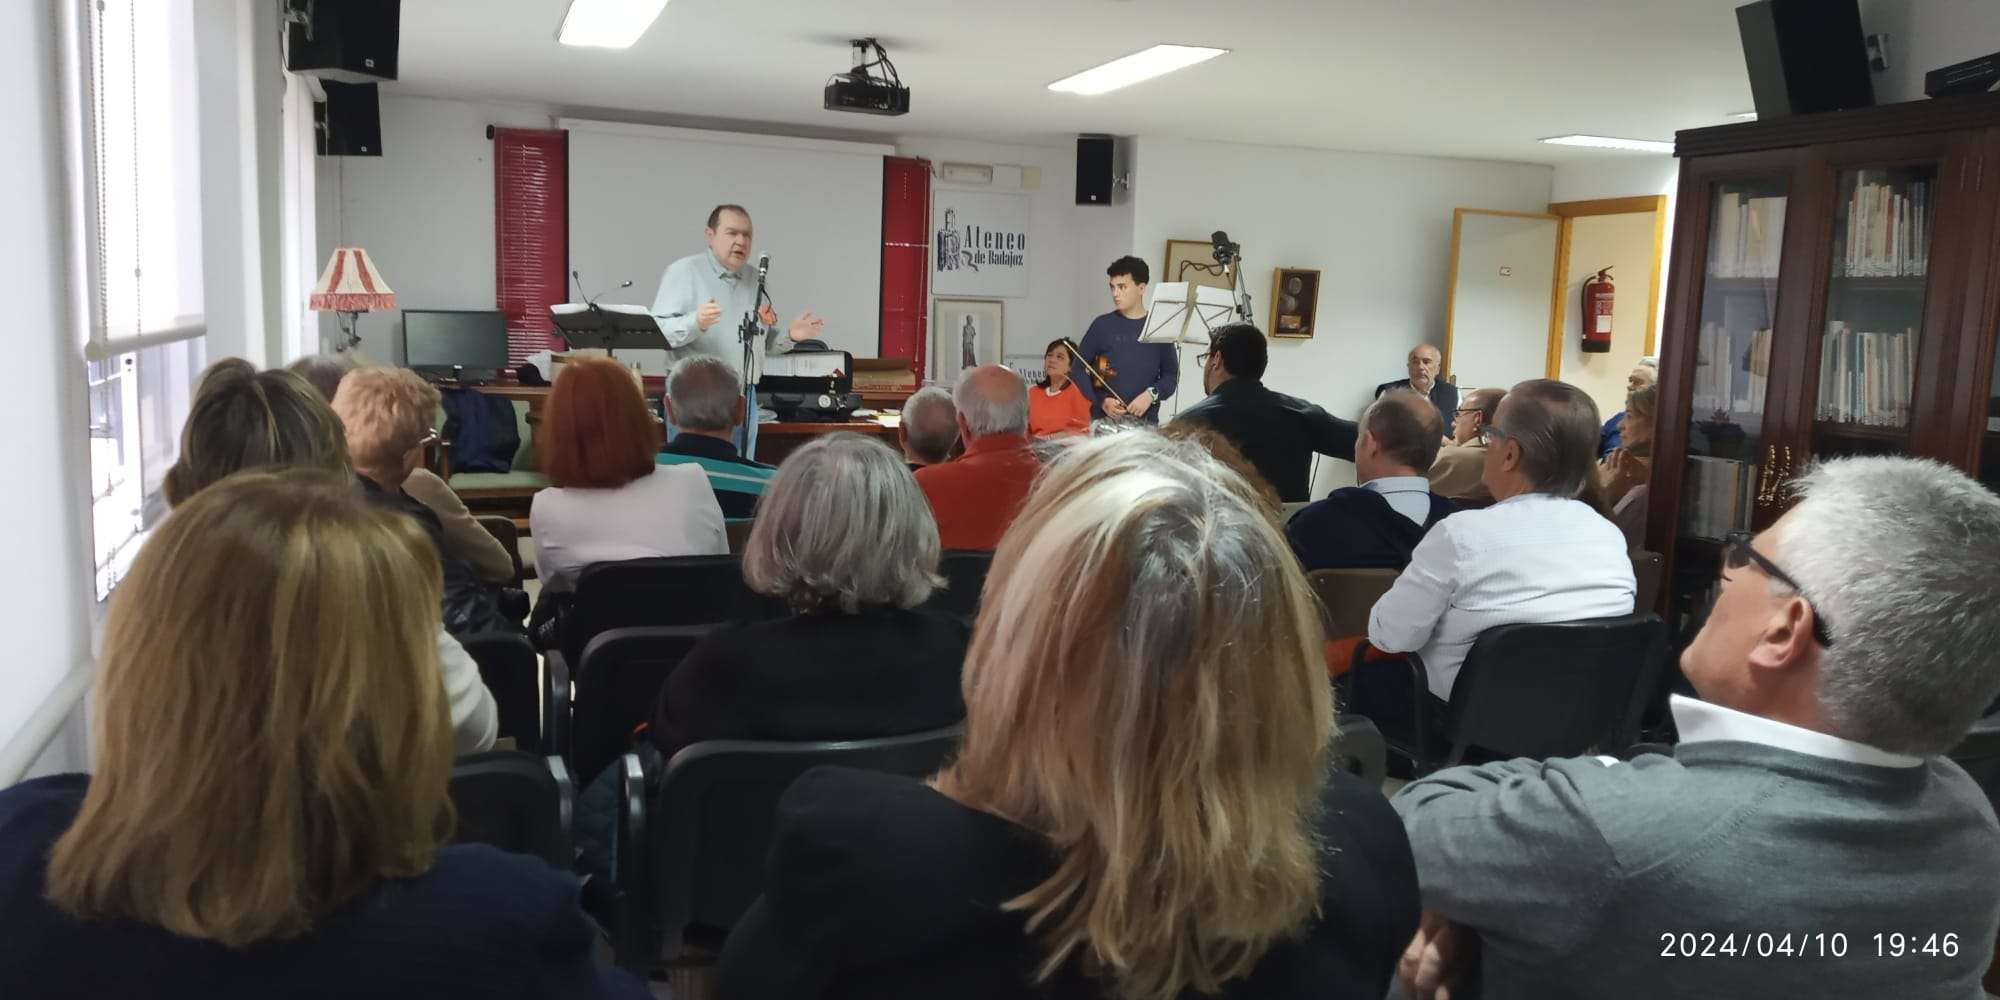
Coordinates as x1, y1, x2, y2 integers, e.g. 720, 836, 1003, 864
1059, 340, 1127, 406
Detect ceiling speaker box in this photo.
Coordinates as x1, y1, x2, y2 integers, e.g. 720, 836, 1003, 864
1076, 136, 1114, 206
286, 0, 400, 83
1736, 0, 1874, 119
316, 82, 382, 157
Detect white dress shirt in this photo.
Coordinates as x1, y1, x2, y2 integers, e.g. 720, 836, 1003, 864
436, 627, 498, 753
649, 250, 793, 382
1363, 475, 1436, 526
530, 464, 728, 593
1669, 694, 1922, 767
1369, 491, 1635, 699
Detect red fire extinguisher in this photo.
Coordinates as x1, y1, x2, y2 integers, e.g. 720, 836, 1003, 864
1582, 266, 1614, 354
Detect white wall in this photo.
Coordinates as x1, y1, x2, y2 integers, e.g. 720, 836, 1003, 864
1861, 0, 2000, 104
315, 95, 554, 365
893, 136, 1136, 379
1552, 155, 1680, 365
0, 0, 99, 775
1131, 136, 1551, 495
1559, 211, 1659, 420
1449, 212, 1561, 393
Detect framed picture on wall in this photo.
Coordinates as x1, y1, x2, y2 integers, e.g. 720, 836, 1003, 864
932, 298, 1005, 379
1269, 267, 1322, 339
1163, 239, 1233, 292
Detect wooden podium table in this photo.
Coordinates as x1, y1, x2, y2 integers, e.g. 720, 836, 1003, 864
754, 419, 899, 466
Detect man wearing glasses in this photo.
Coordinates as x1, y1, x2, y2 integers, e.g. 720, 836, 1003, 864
1172, 324, 1354, 503
1427, 386, 1504, 504
1391, 455, 2000, 999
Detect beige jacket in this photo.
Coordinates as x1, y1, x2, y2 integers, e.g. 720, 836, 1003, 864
402, 468, 516, 584
1428, 439, 1492, 503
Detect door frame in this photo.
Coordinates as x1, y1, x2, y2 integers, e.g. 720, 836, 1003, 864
1443, 207, 1563, 382
1544, 195, 1670, 378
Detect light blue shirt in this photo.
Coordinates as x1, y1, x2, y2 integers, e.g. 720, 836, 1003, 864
1363, 475, 1437, 527
649, 250, 791, 381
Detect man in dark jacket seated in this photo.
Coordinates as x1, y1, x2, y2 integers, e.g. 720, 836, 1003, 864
1287, 388, 1453, 571
1172, 323, 1356, 503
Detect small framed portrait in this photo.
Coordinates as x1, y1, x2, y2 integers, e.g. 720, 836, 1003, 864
932, 298, 1005, 378
1269, 267, 1322, 339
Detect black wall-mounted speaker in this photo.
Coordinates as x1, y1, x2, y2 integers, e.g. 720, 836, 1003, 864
1736, 0, 1874, 119
1076, 135, 1115, 206
316, 81, 382, 157
286, 0, 400, 83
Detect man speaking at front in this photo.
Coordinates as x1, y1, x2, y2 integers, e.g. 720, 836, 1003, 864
651, 204, 823, 460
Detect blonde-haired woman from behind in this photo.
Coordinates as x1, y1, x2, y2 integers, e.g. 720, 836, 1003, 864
720, 430, 1421, 1000
0, 469, 646, 998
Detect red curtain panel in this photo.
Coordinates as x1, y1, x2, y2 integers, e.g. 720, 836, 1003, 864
493, 128, 568, 365
881, 156, 931, 375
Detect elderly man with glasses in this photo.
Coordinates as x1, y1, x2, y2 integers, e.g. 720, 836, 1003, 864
1391, 455, 2000, 1000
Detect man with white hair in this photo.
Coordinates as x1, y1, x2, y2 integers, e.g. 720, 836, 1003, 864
1599, 356, 1658, 458
899, 386, 958, 472
915, 365, 1039, 550
1393, 456, 2000, 1000
658, 355, 775, 519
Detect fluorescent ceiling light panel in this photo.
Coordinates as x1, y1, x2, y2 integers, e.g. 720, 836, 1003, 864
1539, 134, 1676, 154
558, 0, 671, 49
1048, 45, 1228, 96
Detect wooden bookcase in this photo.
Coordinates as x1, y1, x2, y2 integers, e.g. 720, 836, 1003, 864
1648, 92, 2000, 634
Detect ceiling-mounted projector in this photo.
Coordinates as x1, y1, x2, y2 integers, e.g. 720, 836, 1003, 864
825, 37, 909, 116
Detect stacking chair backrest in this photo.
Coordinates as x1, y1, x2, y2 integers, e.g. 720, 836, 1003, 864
564, 555, 781, 668
460, 631, 544, 752
1444, 613, 1668, 766
569, 625, 715, 784
1307, 567, 1402, 638
448, 750, 573, 869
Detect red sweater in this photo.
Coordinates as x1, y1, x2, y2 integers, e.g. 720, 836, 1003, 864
915, 433, 1042, 551
1027, 382, 1091, 438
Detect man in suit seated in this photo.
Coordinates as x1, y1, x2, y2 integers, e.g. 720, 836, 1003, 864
1428, 386, 1503, 505
1356, 379, 1634, 731
899, 386, 957, 472
1376, 343, 1458, 429
1393, 455, 2000, 1000
916, 365, 1041, 550
1287, 389, 1454, 571
1172, 323, 1356, 503
657, 356, 776, 519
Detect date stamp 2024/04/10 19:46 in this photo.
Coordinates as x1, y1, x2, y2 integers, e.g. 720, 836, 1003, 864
1658, 931, 1962, 960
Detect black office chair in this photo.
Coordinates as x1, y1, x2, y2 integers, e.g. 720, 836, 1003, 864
930, 549, 994, 622
448, 750, 574, 870
1332, 715, 1388, 790
460, 631, 543, 753
1367, 613, 1668, 776
611, 725, 966, 973
560, 556, 782, 671
566, 625, 715, 786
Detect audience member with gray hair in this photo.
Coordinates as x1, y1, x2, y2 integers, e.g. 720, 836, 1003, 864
1360, 379, 1634, 727
914, 365, 1042, 550
1599, 356, 1661, 458
1286, 389, 1456, 572
899, 386, 958, 470
648, 433, 967, 760
1394, 456, 2000, 1000
658, 354, 775, 519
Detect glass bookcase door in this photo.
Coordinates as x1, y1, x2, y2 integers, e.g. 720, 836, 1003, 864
1801, 164, 1940, 465
1680, 178, 1786, 547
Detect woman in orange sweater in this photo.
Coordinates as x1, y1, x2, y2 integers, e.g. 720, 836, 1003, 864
1027, 338, 1093, 437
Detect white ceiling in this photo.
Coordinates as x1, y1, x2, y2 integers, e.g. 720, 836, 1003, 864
392, 0, 1757, 164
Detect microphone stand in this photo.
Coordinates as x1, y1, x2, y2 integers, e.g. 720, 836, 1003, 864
738, 261, 771, 424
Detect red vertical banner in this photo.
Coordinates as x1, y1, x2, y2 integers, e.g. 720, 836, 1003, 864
493, 128, 569, 365
880, 156, 931, 376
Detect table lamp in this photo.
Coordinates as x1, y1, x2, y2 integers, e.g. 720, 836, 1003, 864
310, 247, 397, 352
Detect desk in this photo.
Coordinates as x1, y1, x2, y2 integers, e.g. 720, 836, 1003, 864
755, 420, 899, 466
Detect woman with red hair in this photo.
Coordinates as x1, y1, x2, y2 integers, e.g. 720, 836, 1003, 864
530, 358, 726, 592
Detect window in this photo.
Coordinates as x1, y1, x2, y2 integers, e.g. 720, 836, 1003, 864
71, 0, 206, 597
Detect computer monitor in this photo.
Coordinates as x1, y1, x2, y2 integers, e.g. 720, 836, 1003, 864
402, 309, 508, 371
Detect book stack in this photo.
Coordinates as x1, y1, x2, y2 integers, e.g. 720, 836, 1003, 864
1692, 323, 1772, 417
1840, 173, 1931, 278
1682, 456, 1758, 541
1816, 321, 1916, 427
1706, 192, 1788, 278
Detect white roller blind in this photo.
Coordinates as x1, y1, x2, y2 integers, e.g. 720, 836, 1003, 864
563, 121, 887, 359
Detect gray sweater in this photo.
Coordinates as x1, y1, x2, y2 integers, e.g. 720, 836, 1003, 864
1394, 742, 2000, 999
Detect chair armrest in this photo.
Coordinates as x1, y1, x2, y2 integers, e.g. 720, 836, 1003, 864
545, 754, 576, 864
611, 752, 651, 974
543, 650, 571, 761
1333, 715, 1388, 790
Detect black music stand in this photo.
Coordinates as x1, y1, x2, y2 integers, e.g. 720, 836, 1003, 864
549, 303, 669, 357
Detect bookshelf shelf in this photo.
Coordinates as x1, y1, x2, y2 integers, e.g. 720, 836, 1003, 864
1704, 277, 1782, 293
1827, 275, 1927, 293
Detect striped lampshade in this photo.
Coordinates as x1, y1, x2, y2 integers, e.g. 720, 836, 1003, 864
309, 247, 397, 312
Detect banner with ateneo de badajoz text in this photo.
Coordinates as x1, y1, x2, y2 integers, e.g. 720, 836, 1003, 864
932, 189, 1030, 299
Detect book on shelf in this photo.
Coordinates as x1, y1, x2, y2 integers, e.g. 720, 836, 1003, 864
1816, 320, 1916, 427
1692, 323, 1771, 417
1841, 172, 1931, 278
1682, 455, 1758, 540
1707, 192, 1787, 279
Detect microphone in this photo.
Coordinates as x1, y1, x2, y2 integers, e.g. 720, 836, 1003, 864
757, 253, 770, 282
1210, 230, 1240, 265
571, 269, 586, 301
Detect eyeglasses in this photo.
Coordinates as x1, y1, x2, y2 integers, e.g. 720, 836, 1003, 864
1194, 351, 1212, 366
1482, 424, 1510, 441
1454, 407, 1480, 417
1723, 529, 1835, 647
415, 428, 440, 449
